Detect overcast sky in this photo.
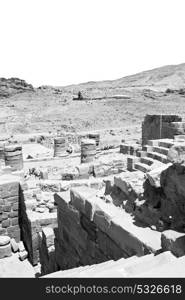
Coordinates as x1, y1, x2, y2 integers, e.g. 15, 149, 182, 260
1, 0, 185, 87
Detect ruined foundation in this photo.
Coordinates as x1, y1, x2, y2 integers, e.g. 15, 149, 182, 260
1, 116, 185, 277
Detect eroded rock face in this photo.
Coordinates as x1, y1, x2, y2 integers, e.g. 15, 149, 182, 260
0, 77, 34, 98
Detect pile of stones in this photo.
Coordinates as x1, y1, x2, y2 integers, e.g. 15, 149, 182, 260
24, 190, 56, 214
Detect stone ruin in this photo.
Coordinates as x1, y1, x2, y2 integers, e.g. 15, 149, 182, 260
1, 116, 185, 277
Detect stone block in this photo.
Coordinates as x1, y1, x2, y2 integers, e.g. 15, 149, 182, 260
146, 163, 171, 188
161, 230, 185, 257
0, 181, 19, 199
0, 235, 10, 246
9, 211, 18, 218
2, 204, 11, 212
10, 238, 19, 252
0, 227, 7, 235
2, 219, 10, 228
2, 213, 9, 220
11, 217, 19, 226
19, 250, 28, 261
12, 203, 18, 211
18, 241, 25, 252
7, 226, 20, 242
0, 199, 5, 205
6, 196, 19, 204
42, 227, 55, 248
0, 243, 12, 259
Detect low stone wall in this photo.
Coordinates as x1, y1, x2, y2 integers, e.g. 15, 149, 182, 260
0, 179, 20, 242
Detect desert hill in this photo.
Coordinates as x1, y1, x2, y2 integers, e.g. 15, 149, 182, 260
0, 63, 185, 139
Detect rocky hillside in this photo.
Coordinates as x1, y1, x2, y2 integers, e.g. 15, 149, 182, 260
61, 63, 185, 93
0, 77, 34, 98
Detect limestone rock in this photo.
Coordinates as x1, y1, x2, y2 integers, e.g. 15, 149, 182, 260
0, 235, 10, 246
0, 243, 12, 258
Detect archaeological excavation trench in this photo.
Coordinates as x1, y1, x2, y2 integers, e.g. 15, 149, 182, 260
1, 114, 185, 277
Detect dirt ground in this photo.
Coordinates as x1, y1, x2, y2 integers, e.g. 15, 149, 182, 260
0, 89, 185, 144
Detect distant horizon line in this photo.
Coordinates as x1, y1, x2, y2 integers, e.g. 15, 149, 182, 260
1, 62, 185, 88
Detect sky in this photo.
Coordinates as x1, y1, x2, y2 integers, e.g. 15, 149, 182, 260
1, 0, 185, 87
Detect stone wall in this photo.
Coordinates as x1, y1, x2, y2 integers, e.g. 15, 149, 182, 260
19, 187, 57, 265
51, 186, 161, 275
142, 115, 182, 145
0, 180, 20, 242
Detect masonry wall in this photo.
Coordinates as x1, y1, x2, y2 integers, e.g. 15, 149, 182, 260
0, 180, 20, 242
142, 115, 182, 145
54, 192, 130, 271
53, 187, 157, 274
19, 188, 57, 265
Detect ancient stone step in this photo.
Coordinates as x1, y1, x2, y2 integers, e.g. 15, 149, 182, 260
43, 264, 92, 278
135, 150, 147, 158
79, 256, 138, 278
135, 255, 185, 278
124, 251, 176, 277
127, 156, 140, 171
174, 135, 185, 142
147, 140, 160, 147
152, 146, 169, 156
140, 157, 155, 166
158, 140, 174, 149
134, 162, 151, 173
142, 145, 154, 152
146, 151, 169, 163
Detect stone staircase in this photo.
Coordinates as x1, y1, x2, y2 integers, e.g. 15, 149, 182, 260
124, 138, 176, 173
43, 251, 183, 278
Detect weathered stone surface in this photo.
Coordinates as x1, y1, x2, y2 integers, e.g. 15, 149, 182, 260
0, 181, 19, 199
168, 143, 185, 164
0, 235, 10, 246
146, 163, 171, 188
2, 219, 10, 228
42, 227, 55, 248
10, 238, 19, 252
7, 225, 20, 242
19, 250, 28, 261
0, 243, 12, 258
18, 241, 25, 252
161, 230, 185, 257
